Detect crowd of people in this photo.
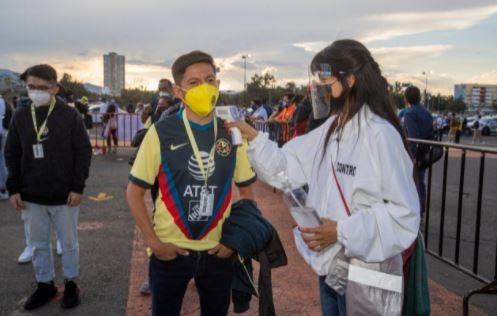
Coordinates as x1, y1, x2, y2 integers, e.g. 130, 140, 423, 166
2, 38, 482, 315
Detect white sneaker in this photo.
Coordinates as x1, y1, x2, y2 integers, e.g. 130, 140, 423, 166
18, 245, 33, 264
56, 240, 62, 255
0, 191, 9, 201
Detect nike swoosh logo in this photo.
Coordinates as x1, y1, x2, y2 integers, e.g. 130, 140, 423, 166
170, 142, 189, 151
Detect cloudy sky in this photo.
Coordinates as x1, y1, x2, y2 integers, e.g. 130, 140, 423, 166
1, 0, 497, 94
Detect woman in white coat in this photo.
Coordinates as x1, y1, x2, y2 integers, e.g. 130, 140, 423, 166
226, 39, 420, 315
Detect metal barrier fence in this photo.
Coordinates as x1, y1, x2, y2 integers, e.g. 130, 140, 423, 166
252, 121, 292, 146
410, 139, 497, 315
252, 121, 497, 313
89, 113, 143, 153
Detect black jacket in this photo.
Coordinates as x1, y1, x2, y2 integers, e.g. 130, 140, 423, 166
5, 99, 92, 205
221, 200, 287, 315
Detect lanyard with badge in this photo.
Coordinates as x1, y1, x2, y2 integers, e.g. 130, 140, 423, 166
182, 111, 217, 217
31, 99, 55, 159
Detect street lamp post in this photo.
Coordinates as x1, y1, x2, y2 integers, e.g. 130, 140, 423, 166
241, 54, 250, 106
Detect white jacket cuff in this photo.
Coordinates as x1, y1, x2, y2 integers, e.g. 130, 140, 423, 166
248, 131, 267, 148
337, 220, 347, 247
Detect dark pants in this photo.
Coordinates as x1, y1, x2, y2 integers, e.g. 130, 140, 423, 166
149, 252, 234, 316
455, 130, 461, 143
107, 128, 118, 147
415, 168, 427, 217
436, 129, 444, 141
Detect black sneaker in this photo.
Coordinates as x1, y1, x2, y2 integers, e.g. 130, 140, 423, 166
61, 280, 81, 309
24, 281, 57, 310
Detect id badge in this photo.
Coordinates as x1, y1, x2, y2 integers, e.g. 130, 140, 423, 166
198, 186, 214, 217
32, 143, 44, 159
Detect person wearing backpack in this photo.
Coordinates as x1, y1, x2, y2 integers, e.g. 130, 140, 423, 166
403, 86, 434, 217
448, 112, 460, 142
472, 115, 482, 144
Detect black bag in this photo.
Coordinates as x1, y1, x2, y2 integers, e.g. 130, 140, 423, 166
83, 114, 93, 129
129, 128, 149, 166
2, 102, 13, 130
415, 144, 444, 170
473, 120, 479, 129
131, 128, 148, 147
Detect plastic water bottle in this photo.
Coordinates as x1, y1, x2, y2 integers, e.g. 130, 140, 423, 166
279, 173, 322, 228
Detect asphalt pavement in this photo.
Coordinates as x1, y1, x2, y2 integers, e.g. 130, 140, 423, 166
0, 152, 135, 316
1, 139, 496, 315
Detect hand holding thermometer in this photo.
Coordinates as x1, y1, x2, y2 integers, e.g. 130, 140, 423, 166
215, 106, 243, 145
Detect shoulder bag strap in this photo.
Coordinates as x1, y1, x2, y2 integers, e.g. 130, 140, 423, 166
331, 165, 351, 217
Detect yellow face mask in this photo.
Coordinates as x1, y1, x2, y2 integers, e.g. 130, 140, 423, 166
184, 83, 220, 117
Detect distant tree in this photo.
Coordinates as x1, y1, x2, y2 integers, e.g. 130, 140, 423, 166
116, 88, 156, 107
447, 96, 466, 113
285, 81, 297, 92
262, 72, 276, 88
59, 73, 98, 101
391, 91, 405, 110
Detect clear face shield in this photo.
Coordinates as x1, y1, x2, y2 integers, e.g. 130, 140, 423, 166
309, 63, 343, 120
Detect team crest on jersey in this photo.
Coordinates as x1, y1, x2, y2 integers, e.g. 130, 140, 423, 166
215, 138, 232, 157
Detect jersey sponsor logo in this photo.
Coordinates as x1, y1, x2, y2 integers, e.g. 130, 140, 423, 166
170, 142, 189, 151
187, 151, 216, 181
183, 185, 217, 198
188, 200, 209, 222
215, 138, 232, 157
336, 161, 357, 177
184, 185, 218, 222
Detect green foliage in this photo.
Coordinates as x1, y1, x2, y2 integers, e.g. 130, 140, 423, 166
447, 96, 466, 113
59, 73, 97, 101
222, 71, 307, 107
391, 91, 405, 110
115, 88, 156, 106
58, 72, 157, 108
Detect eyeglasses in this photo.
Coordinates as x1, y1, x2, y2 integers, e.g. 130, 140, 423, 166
27, 84, 53, 91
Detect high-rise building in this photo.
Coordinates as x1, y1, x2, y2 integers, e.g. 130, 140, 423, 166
454, 83, 497, 111
103, 52, 125, 96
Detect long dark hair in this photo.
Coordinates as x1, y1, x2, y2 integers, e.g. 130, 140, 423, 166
311, 39, 408, 155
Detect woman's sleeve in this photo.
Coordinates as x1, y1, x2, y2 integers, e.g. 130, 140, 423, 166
247, 129, 322, 190
337, 127, 420, 262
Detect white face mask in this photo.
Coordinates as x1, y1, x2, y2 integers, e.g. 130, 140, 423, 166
159, 91, 171, 98
28, 89, 52, 107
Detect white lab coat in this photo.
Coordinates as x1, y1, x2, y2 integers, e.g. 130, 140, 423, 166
247, 105, 420, 275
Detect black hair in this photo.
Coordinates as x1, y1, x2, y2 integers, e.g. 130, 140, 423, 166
293, 95, 304, 104
284, 93, 295, 101
107, 104, 117, 113
310, 39, 408, 155
171, 51, 216, 84
404, 86, 421, 105
252, 99, 262, 106
158, 78, 173, 90
20, 64, 57, 83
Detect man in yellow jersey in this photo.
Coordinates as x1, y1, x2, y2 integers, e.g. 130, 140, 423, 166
126, 51, 256, 316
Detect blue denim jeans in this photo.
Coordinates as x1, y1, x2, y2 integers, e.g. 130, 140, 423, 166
23, 202, 80, 282
149, 251, 233, 316
319, 276, 347, 316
